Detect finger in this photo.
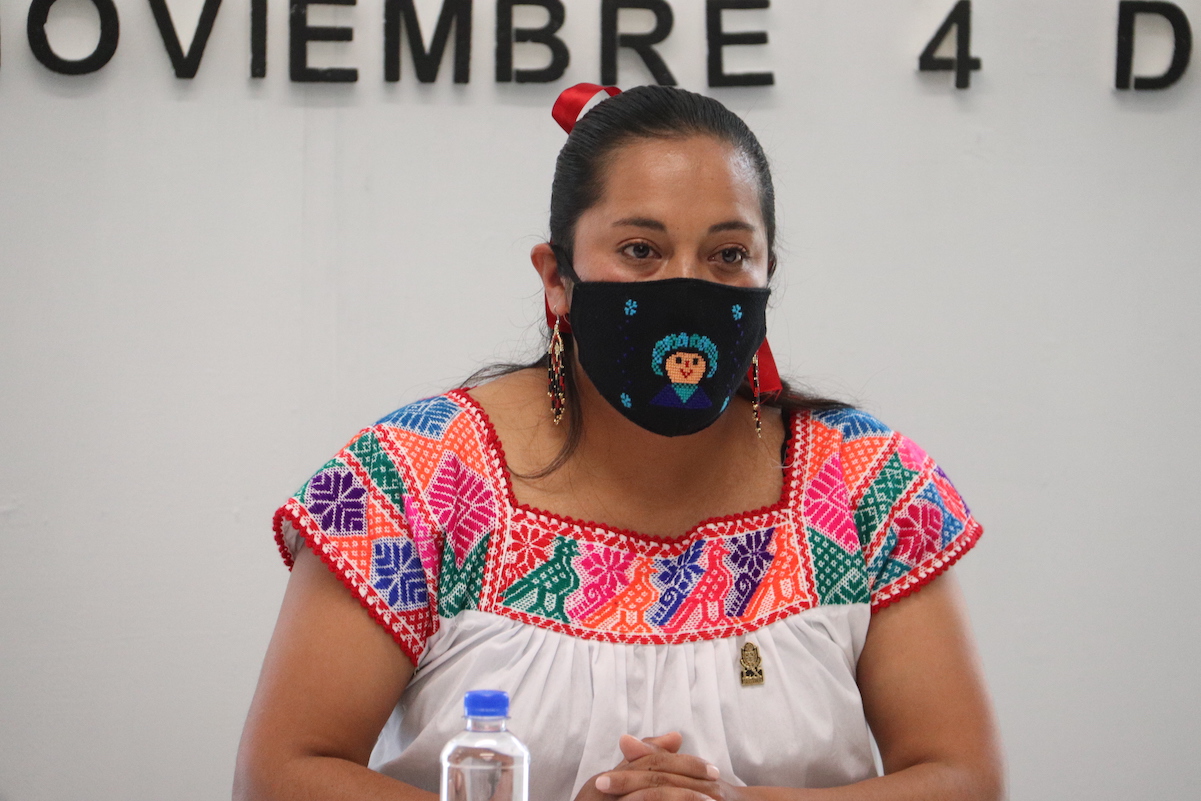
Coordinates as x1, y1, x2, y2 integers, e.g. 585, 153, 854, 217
616, 734, 718, 779
619, 731, 684, 762
630, 752, 718, 781
620, 791, 717, 801
612, 752, 719, 782
594, 769, 719, 799
619, 734, 659, 763
642, 732, 683, 754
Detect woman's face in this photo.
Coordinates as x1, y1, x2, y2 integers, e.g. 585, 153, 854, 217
569, 135, 770, 289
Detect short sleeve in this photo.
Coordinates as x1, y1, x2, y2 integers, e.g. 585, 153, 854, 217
818, 409, 983, 612
273, 425, 437, 664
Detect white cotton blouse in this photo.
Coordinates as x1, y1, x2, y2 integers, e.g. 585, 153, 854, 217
275, 391, 981, 800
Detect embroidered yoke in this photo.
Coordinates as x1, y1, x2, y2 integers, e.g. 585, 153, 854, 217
274, 390, 982, 799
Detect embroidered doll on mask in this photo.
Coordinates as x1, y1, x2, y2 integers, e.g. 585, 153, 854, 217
650, 333, 720, 409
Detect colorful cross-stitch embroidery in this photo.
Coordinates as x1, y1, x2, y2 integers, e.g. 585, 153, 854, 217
274, 391, 982, 662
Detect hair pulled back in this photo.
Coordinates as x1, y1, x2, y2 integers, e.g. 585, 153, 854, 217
548, 85, 777, 274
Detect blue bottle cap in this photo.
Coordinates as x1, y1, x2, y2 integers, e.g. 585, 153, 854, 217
463, 689, 509, 718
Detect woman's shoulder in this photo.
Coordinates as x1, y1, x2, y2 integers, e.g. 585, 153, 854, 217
799, 406, 949, 491
805, 406, 896, 440
782, 404, 985, 613
371, 391, 475, 440
307, 374, 547, 508
298, 391, 499, 512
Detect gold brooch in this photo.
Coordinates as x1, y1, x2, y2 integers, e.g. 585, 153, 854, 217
739, 641, 764, 686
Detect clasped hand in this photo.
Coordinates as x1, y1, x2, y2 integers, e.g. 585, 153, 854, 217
573, 732, 744, 801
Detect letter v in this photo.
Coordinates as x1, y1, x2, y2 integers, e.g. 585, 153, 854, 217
148, 0, 223, 78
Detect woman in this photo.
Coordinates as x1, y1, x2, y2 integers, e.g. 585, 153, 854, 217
235, 84, 1003, 801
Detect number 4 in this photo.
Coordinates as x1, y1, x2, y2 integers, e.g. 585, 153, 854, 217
919, 0, 982, 88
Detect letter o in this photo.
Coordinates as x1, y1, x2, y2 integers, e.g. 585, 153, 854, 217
27, 0, 120, 74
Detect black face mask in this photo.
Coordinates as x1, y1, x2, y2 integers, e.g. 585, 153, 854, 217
569, 278, 770, 437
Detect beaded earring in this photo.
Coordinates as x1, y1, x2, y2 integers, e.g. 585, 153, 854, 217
752, 354, 763, 438
547, 316, 566, 425
747, 339, 782, 439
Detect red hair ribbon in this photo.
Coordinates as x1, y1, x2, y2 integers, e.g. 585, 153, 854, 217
552, 83, 621, 134
750, 339, 783, 398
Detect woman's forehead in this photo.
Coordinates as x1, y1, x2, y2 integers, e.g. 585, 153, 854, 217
593, 136, 762, 225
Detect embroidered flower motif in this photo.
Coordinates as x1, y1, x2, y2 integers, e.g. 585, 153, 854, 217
371, 538, 428, 611
620, 392, 632, 408
724, 527, 775, 617
624, 299, 638, 316
732, 304, 743, 320
567, 543, 635, 620
377, 395, 462, 438
648, 541, 706, 627
306, 468, 366, 535
890, 500, 945, 566
426, 452, 496, 568
505, 520, 555, 576
803, 456, 860, 553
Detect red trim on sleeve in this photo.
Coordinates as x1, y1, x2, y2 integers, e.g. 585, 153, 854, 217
272, 499, 430, 666
869, 517, 983, 613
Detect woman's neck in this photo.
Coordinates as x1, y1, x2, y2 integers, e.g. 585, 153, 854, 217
569, 363, 761, 490
479, 365, 785, 539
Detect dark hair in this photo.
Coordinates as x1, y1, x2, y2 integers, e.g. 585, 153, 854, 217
466, 86, 848, 477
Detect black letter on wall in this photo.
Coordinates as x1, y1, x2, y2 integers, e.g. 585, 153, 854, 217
706, 0, 773, 87
1116, 1, 1192, 89
600, 0, 675, 85
384, 0, 471, 83
148, 0, 222, 78
496, 0, 568, 83
290, 0, 358, 82
251, 0, 267, 77
27, 0, 119, 74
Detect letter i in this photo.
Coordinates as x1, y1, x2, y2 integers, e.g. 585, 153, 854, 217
251, 0, 267, 77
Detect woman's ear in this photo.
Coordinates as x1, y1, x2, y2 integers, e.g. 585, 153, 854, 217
532, 242, 571, 317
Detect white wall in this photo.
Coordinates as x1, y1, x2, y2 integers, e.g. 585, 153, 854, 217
2, 0, 1198, 798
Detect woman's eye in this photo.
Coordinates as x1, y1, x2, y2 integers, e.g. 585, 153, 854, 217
719, 247, 748, 264
623, 242, 655, 260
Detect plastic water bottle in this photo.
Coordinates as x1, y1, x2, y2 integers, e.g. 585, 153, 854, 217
440, 690, 530, 801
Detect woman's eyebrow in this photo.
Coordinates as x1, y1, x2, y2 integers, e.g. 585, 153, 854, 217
612, 217, 667, 231
708, 220, 756, 234
610, 218, 756, 234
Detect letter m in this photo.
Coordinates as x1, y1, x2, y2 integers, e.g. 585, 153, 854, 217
385, 0, 472, 82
